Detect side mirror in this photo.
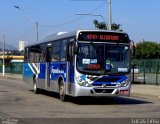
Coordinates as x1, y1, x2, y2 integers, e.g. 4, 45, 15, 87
131, 64, 136, 69
133, 44, 135, 55
131, 40, 135, 55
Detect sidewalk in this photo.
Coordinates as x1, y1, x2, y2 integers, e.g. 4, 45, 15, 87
131, 84, 160, 98
0, 73, 160, 98
0, 73, 23, 80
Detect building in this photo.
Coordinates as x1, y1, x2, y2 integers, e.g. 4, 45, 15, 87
19, 40, 26, 52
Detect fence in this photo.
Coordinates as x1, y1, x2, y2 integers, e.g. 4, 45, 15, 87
131, 59, 160, 85
0, 62, 23, 74
0, 60, 160, 85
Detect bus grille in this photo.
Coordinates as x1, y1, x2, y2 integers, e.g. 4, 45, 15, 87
94, 89, 114, 93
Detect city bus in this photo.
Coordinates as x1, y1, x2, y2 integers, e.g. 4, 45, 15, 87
23, 29, 131, 101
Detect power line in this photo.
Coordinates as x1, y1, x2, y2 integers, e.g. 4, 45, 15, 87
10, 26, 34, 41
10, 1, 106, 42
17, 27, 34, 39
39, 1, 107, 28
14, 6, 39, 42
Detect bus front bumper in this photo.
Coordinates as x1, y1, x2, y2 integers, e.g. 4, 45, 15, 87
71, 83, 131, 97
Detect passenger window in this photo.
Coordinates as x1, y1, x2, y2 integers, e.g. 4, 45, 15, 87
52, 41, 61, 61
60, 40, 67, 61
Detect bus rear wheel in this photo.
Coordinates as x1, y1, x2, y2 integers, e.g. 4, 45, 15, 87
33, 78, 40, 94
59, 80, 66, 101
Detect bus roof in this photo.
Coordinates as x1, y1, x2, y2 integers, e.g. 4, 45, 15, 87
26, 29, 129, 47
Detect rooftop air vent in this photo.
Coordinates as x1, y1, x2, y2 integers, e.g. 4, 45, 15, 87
57, 32, 67, 35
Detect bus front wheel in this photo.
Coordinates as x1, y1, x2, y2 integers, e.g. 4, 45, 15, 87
59, 80, 66, 101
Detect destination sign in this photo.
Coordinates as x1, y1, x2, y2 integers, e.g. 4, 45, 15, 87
78, 31, 130, 43
86, 34, 119, 41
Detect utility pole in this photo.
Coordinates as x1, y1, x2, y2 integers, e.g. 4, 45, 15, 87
36, 22, 39, 42
108, 0, 112, 30
14, 6, 39, 42
73, 0, 112, 30
2, 35, 5, 76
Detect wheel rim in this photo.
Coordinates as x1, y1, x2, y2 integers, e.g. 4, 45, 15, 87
33, 78, 37, 92
60, 83, 64, 97
34, 82, 37, 92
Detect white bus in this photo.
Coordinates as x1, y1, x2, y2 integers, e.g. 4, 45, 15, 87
23, 30, 131, 101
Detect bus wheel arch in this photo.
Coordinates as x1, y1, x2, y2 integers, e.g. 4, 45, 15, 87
58, 77, 66, 101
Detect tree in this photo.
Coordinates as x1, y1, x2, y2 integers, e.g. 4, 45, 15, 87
111, 23, 123, 32
93, 20, 123, 31
134, 41, 160, 59
93, 20, 107, 30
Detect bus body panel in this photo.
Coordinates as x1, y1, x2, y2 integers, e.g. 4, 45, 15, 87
71, 73, 131, 97
23, 61, 74, 93
23, 63, 35, 85
71, 83, 131, 97
23, 29, 131, 99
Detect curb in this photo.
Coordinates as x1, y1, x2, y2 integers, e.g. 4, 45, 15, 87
131, 92, 160, 98
0, 74, 23, 80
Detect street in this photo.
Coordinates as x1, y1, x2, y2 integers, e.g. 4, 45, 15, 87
0, 78, 160, 123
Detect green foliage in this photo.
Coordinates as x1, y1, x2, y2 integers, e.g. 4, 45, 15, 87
134, 41, 160, 59
93, 20, 123, 31
93, 20, 107, 30
111, 23, 123, 32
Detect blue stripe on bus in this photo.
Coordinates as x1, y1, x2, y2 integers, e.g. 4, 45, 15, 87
70, 62, 74, 83
23, 62, 74, 83
37, 62, 68, 82
23, 63, 34, 78
91, 75, 127, 86
50, 62, 66, 81
38, 63, 46, 79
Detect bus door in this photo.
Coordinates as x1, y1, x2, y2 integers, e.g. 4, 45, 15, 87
66, 42, 74, 94
45, 46, 52, 90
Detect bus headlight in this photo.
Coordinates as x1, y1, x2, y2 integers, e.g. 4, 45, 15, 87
120, 78, 130, 87
76, 76, 91, 87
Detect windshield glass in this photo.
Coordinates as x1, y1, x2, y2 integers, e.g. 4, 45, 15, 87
76, 43, 130, 75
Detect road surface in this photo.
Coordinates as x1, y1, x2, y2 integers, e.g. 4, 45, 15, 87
0, 78, 160, 123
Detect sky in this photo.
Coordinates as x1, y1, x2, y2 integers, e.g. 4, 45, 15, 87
0, 0, 160, 49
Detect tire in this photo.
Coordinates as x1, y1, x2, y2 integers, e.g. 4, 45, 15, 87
59, 80, 66, 101
33, 78, 40, 94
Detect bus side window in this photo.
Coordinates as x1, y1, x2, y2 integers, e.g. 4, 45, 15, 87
60, 40, 67, 61
39, 44, 46, 63
52, 41, 61, 62
46, 47, 52, 62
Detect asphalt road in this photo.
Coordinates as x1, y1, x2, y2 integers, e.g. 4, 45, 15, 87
0, 78, 160, 124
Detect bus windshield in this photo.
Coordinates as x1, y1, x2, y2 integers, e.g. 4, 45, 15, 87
76, 43, 130, 75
